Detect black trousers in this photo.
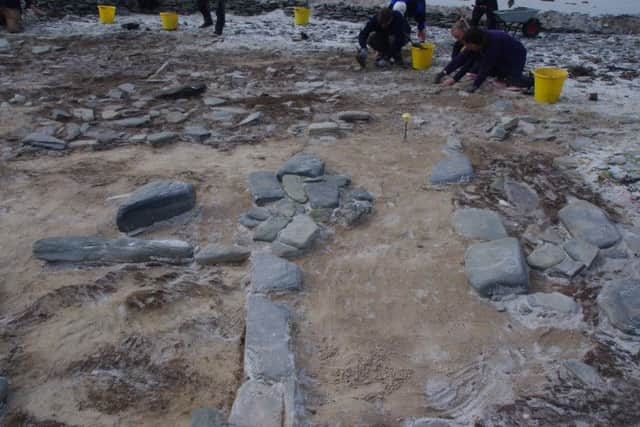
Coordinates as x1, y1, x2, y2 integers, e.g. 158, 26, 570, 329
367, 32, 404, 61
197, 0, 225, 34
471, 0, 498, 29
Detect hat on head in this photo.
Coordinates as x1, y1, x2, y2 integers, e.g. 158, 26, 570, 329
393, 1, 407, 15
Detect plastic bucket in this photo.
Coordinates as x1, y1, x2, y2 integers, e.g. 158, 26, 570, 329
294, 7, 310, 26
97, 5, 116, 24
533, 67, 568, 104
160, 12, 179, 31
411, 43, 435, 70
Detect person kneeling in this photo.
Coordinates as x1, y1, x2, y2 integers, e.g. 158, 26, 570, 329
356, 7, 411, 69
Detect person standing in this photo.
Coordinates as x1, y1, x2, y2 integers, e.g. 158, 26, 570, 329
389, 0, 426, 42
471, 0, 513, 30
197, 0, 225, 35
0, 0, 38, 33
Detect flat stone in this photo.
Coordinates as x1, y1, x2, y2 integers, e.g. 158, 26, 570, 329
548, 257, 585, 279
348, 190, 374, 202
282, 175, 307, 203
239, 214, 262, 229
337, 110, 372, 122
464, 237, 530, 297
111, 115, 151, 128
248, 171, 285, 206
204, 97, 226, 106
278, 215, 319, 249
116, 180, 196, 232
64, 123, 82, 141
453, 208, 507, 240
195, 244, 250, 265
251, 253, 302, 293
335, 200, 373, 226
558, 200, 621, 248
324, 175, 351, 188
0, 38, 10, 52
561, 360, 602, 387
268, 198, 299, 218
166, 111, 189, 124
155, 82, 207, 100
253, 215, 290, 242
184, 126, 211, 141
563, 239, 599, 269
0, 377, 7, 403
247, 207, 270, 221
445, 135, 463, 152
500, 116, 519, 131
101, 109, 121, 120
307, 122, 339, 137
429, 154, 474, 185
69, 139, 98, 150
540, 227, 564, 245
305, 180, 340, 209
32, 45, 51, 55
33, 236, 193, 264
526, 292, 579, 315
504, 180, 539, 212
244, 295, 293, 380
118, 83, 136, 94
271, 241, 303, 259
107, 88, 124, 99
147, 131, 178, 147
277, 153, 325, 180
569, 137, 594, 151
51, 109, 72, 121
598, 278, 640, 335
189, 408, 231, 427
72, 108, 94, 122
23, 133, 67, 150
309, 207, 334, 223
527, 244, 566, 270
229, 380, 284, 427
236, 111, 262, 127
490, 124, 508, 140
621, 226, 640, 257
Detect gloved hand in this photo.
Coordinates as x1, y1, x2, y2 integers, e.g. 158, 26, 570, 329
443, 77, 456, 86
433, 71, 445, 84
417, 30, 426, 42
356, 48, 368, 68
464, 83, 478, 93
507, 0, 514, 7
375, 58, 390, 68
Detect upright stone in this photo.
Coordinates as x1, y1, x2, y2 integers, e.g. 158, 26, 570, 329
453, 208, 507, 240
229, 381, 284, 427
278, 215, 319, 249
251, 253, 302, 293
558, 200, 621, 248
598, 278, 640, 335
248, 171, 285, 206
116, 180, 196, 232
428, 154, 474, 185
277, 153, 325, 180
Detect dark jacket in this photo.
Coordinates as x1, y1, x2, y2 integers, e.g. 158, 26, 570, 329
0, 0, 32, 11
445, 30, 526, 89
358, 11, 411, 55
389, 0, 426, 31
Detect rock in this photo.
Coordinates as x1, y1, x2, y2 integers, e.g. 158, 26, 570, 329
540, 227, 564, 245
526, 292, 579, 315
621, 226, 640, 256
184, 125, 211, 141
118, 83, 136, 94
527, 244, 566, 270
445, 135, 463, 152
561, 360, 602, 387
253, 215, 290, 242
335, 200, 373, 226
0, 38, 9, 52
72, 108, 94, 122
96, 131, 118, 145
324, 175, 351, 188
236, 111, 263, 127
207, 107, 248, 122
111, 115, 151, 128
51, 109, 72, 121
23, 133, 67, 150
305, 180, 340, 209
0, 377, 7, 403
116, 180, 196, 232
348, 190, 374, 202
500, 116, 519, 131
247, 207, 271, 221
147, 131, 178, 147
69, 139, 98, 150
548, 257, 584, 279
600, 242, 628, 259
204, 97, 226, 106
101, 109, 121, 120
10, 94, 26, 104
32, 45, 51, 55
598, 278, 640, 335
278, 215, 319, 249
429, 154, 474, 185
336, 111, 372, 122
64, 123, 82, 141
166, 111, 189, 124
569, 137, 594, 152
271, 241, 303, 259
558, 200, 621, 249
307, 122, 339, 137
251, 253, 302, 293
490, 124, 508, 140
244, 295, 293, 380
248, 171, 285, 206
453, 208, 508, 241
239, 214, 262, 229
310, 207, 334, 223
155, 82, 207, 99
33, 236, 193, 264
107, 88, 124, 99
518, 120, 536, 136
229, 380, 284, 427
189, 408, 230, 427
268, 198, 299, 218
195, 244, 250, 265
563, 239, 599, 269
282, 175, 307, 203
464, 238, 529, 297
277, 153, 325, 180
504, 180, 539, 212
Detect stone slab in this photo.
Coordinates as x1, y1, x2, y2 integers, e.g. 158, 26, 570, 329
189, 408, 233, 427
248, 171, 285, 206
429, 154, 474, 185
598, 278, 640, 335
453, 208, 507, 241
251, 253, 302, 293
526, 292, 579, 315
558, 200, 621, 248
563, 239, 599, 269
337, 111, 372, 122
277, 153, 325, 180
561, 360, 602, 387
282, 175, 308, 203
304, 180, 340, 209
527, 244, 566, 270
195, 244, 250, 265
23, 133, 68, 150
278, 215, 319, 249
253, 215, 290, 242
229, 380, 284, 427
548, 257, 584, 279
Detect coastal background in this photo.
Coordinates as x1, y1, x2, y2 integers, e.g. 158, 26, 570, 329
423, 0, 640, 16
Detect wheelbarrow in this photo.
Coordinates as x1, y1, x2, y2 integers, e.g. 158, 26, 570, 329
494, 7, 541, 38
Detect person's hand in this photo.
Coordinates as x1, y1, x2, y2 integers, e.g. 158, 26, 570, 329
356, 48, 368, 68
417, 30, 426, 42
433, 71, 445, 84
507, 0, 514, 8
442, 77, 456, 86
464, 83, 478, 93
375, 58, 390, 68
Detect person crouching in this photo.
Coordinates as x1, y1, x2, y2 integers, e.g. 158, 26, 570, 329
356, 7, 411, 69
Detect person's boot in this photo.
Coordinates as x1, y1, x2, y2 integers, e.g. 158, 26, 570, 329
200, 20, 213, 28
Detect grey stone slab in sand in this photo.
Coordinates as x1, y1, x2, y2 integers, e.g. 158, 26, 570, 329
276, 153, 325, 180
23, 133, 67, 150
229, 380, 284, 427
195, 244, 250, 265
563, 239, 599, 269
189, 408, 234, 427
561, 360, 602, 387
453, 208, 507, 241
248, 171, 285, 206
282, 175, 308, 203
307, 122, 339, 137
253, 215, 290, 242
33, 236, 193, 264
429, 154, 474, 185
464, 237, 529, 297
147, 131, 178, 147
526, 292, 579, 315
239, 214, 262, 229
504, 180, 539, 212
116, 180, 196, 232
251, 253, 302, 293
247, 207, 271, 221
271, 241, 303, 259
527, 244, 566, 270
268, 198, 300, 218
305, 180, 340, 209
244, 295, 293, 380
111, 115, 151, 128
558, 200, 621, 248
598, 278, 640, 335
278, 215, 319, 249
548, 257, 585, 279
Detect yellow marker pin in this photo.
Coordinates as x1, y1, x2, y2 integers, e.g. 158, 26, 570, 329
402, 113, 411, 141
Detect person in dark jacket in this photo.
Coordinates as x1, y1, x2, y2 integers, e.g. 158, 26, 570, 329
356, 8, 411, 69
433, 28, 530, 92
389, 0, 426, 42
197, 0, 225, 34
0, 0, 37, 33
471, 0, 514, 30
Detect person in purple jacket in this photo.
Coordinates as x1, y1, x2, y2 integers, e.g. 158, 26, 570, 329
433, 28, 531, 93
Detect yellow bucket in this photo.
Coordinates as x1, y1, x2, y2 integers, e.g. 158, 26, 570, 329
97, 5, 116, 24
160, 12, 179, 31
294, 7, 310, 26
411, 43, 435, 70
533, 67, 568, 104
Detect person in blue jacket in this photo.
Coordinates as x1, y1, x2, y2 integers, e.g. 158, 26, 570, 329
433, 28, 531, 92
389, 0, 426, 42
356, 8, 411, 69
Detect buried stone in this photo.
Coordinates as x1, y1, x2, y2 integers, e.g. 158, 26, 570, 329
116, 180, 196, 232
428, 154, 474, 185
282, 174, 308, 203
23, 133, 67, 150
229, 380, 284, 427
453, 208, 507, 241
248, 171, 285, 206
277, 153, 325, 180
278, 214, 319, 249
597, 278, 640, 335
195, 244, 250, 265
305, 180, 340, 209
155, 82, 207, 100
253, 215, 290, 242
189, 408, 232, 427
336, 110, 372, 122
563, 238, 599, 269
251, 253, 302, 293
526, 243, 566, 270
558, 199, 621, 249
526, 292, 579, 316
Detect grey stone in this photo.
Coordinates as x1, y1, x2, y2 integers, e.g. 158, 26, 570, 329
248, 171, 285, 206
116, 180, 196, 232
147, 131, 178, 147
111, 115, 151, 128
540, 227, 564, 245
155, 82, 207, 100
500, 116, 519, 131
563, 239, 599, 269
10, 94, 26, 104
307, 122, 339, 137
526, 292, 579, 315
464, 238, 530, 297
23, 133, 67, 150
32, 45, 51, 55
407, 418, 455, 427
0, 377, 7, 403
236, 111, 263, 127
207, 107, 248, 122
527, 244, 566, 270
72, 108, 94, 122
310, 208, 334, 223
251, 253, 302, 293
0, 38, 9, 52
558, 200, 621, 249
204, 97, 226, 106
324, 175, 351, 188
548, 257, 585, 279
271, 241, 303, 259
561, 360, 602, 387
278, 215, 319, 249
184, 126, 211, 141
268, 198, 301, 219
305, 180, 340, 209
504, 180, 538, 212
166, 111, 188, 124
96, 130, 119, 145
445, 135, 463, 152
247, 207, 270, 221
51, 109, 72, 121
277, 153, 325, 180
64, 123, 82, 141
244, 295, 293, 380
453, 208, 507, 241
253, 215, 290, 242
282, 175, 307, 203
189, 408, 231, 427
569, 137, 594, 152
620, 226, 640, 257
33, 236, 193, 264
195, 244, 250, 265
601, 242, 629, 259
102, 108, 121, 120
490, 124, 508, 140
229, 380, 284, 427
69, 139, 98, 150
107, 88, 124, 99
118, 83, 136, 94
337, 111, 372, 122
335, 200, 373, 226
429, 154, 474, 185
349, 190, 374, 202
239, 214, 262, 229
598, 278, 640, 335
